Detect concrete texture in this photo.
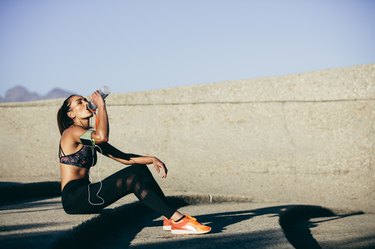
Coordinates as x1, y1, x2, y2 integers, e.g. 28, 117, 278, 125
0, 64, 374, 214
1, 194, 374, 249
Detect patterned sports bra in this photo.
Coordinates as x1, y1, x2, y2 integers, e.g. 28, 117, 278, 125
59, 144, 97, 168
59, 130, 97, 168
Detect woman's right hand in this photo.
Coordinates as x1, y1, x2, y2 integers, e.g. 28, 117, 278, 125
90, 90, 105, 109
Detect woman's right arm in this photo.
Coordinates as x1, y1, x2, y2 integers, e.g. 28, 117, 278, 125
90, 91, 109, 144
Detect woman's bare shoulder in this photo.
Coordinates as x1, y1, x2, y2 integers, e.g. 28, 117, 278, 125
61, 125, 87, 142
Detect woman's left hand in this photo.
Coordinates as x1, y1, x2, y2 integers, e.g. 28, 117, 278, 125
152, 157, 168, 178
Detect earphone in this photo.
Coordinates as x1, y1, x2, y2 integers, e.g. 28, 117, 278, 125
87, 141, 105, 206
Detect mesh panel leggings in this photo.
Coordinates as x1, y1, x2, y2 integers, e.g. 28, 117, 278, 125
61, 164, 176, 218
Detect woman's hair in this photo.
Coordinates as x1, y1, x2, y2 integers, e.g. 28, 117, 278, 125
57, 95, 76, 135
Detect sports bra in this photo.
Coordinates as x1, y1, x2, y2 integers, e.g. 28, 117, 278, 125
59, 130, 97, 168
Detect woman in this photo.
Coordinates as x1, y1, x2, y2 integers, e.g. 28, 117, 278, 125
57, 91, 211, 235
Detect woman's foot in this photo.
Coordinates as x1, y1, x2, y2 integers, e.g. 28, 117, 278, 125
163, 215, 196, 231
170, 215, 211, 235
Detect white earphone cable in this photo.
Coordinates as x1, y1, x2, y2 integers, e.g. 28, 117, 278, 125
87, 144, 105, 205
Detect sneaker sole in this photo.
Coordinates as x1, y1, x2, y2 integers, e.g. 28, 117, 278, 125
163, 225, 172, 231
171, 228, 211, 235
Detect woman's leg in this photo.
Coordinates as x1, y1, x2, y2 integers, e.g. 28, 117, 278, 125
86, 164, 177, 218
61, 165, 211, 234
134, 164, 169, 201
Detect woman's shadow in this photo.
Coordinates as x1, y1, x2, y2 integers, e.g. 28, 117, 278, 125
51, 197, 365, 249
278, 205, 364, 249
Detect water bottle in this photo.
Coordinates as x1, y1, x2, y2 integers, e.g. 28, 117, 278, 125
88, 85, 110, 110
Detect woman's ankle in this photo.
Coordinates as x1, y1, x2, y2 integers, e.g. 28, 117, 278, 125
170, 211, 185, 222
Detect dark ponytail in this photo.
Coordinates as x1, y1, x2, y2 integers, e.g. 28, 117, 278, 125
57, 95, 75, 135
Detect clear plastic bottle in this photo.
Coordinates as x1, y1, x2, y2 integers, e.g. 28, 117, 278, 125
88, 85, 110, 110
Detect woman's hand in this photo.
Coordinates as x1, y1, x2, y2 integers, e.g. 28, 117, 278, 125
90, 90, 105, 109
152, 157, 168, 178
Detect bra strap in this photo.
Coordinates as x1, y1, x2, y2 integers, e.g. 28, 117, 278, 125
59, 143, 66, 157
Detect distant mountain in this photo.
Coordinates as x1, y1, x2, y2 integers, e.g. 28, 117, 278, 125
2, 86, 40, 102
0, 86, 74, 102
42, 88, 74, 100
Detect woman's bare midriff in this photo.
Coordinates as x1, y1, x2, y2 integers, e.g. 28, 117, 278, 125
60, 164, 90, 191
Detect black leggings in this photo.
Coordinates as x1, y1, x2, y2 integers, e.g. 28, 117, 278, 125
61, 164, 176, 218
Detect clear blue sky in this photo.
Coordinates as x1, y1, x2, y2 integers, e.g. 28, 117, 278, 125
1, 0, 374, 96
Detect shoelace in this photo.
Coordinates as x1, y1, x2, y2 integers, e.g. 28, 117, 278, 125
170, 215, 198, 224
186, 216, 201, 226
185, 215, 197, 221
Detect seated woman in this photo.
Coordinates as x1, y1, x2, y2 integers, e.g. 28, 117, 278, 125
57, 91, 211, 235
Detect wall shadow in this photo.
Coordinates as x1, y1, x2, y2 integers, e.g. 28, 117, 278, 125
0, 181, 60, 206
114, 232, 375, 249
0, 230, 63, 249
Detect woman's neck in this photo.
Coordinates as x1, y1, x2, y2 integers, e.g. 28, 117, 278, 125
74, 118, 90, 129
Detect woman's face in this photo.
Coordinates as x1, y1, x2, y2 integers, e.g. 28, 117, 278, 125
68, 95, 93, 120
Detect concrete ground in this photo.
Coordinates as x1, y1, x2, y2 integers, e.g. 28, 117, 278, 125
1, 192, 374, 249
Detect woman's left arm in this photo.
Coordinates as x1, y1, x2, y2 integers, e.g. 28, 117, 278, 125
96, 143, 168, 178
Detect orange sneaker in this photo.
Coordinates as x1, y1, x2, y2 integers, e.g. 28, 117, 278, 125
163, 215, 196, 231
171, 215, 211, 235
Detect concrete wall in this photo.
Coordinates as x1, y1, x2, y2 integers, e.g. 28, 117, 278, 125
1, 64, 374, 212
